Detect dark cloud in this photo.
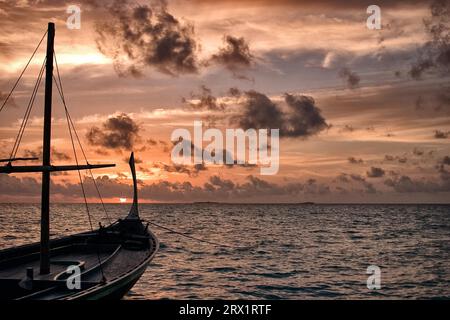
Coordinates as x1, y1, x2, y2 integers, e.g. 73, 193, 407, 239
434, 129, 449, 138
281, 93, 330, 137
335, 173, 350, 183
186, 88, 329, 139
22, 147, 71, 161
185, 85, 225, 111
384, 154, 408, 163
348, 174, 377, 193
228, 87, 241, 97
0, 174, 42, 196
410, 0, 450, 79
441, 155, 450, 165
231, 91, 329, 138
95, 0, 199, 77
367, 167, 386, 178
86, 113, 140, 151
209, 35, 254, 79
348, 157, 363, 164
231, 90, 283, 131
338, 67, 360, 89
385, 174, 450, 193
340, 124, 356, 133
152, 161, 207, 177
350, 174, 365, 182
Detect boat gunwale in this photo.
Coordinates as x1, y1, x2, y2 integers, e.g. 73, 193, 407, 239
63, 228, 159, 300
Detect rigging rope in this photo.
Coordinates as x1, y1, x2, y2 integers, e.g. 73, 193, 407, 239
53, 53, 111, 224
8, 57, 46, 162
145, 220, 238, 248
0, 30, 47, 114
52, 52, 108, 282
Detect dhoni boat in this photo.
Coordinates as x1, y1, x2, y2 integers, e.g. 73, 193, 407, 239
0, 22, 159, 300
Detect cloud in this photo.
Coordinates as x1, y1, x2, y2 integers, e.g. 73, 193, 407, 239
152, 161, 207, 177
335, 173, 350, 183
230, 90, 283, 131
339, 124, 356, 133
95, 0, 199, 77
0, 173, 333, 202
281, 93, 330, 137
86, 113, 141, 151
185, 85, 225, 111
384, 154, 408, 163
348, 157, 363, 164
338, 67, 360, 89
231, 91, 329, 138
22, 147, 71, 161
0, 174, 42, 196
348, 173, 377, 193
367, 167, 386, 178
184, 88, 329, 139
441, 155, 450, 165
434, 130, 449, 139
385, 174, 450, 193
410, 0, 450, 79
209, 35, 254, 79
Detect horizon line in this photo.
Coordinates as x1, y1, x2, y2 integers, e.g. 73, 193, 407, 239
1, 202, 450, 205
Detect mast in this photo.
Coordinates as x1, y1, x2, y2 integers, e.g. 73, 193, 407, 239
40, 22, 55, 275
0, 22, 116, 274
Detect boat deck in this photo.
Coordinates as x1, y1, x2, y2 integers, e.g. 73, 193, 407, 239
0, 250, 111, 281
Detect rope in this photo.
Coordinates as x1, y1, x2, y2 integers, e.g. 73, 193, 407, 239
0, 30, 47, 114
8, 57, 46, 162
53, 53, 111, 224
53, 53, 111, 223
52, 53, 107, 283
145, 220, 238, 248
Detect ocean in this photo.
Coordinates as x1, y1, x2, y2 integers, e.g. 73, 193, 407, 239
0, 203, 449, 299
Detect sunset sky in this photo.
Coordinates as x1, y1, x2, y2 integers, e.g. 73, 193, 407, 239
0, 0, 449, 203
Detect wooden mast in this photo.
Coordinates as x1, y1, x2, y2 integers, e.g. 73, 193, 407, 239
40, 22, 55, 275
0, 22, 115, 275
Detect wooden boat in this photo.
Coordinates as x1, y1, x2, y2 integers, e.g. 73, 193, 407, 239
0, 23, 159, 300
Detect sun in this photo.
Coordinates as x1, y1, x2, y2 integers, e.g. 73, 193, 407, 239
119, 198, 127, 203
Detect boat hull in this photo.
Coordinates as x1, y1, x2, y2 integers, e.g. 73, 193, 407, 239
0, 219, 159, 300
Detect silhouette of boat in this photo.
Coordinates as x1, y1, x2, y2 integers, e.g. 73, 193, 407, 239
0, 23, 158, 300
